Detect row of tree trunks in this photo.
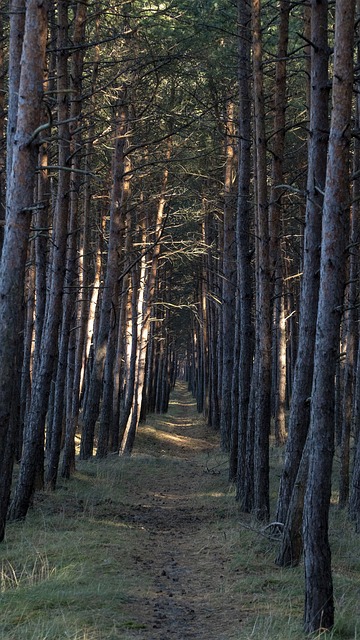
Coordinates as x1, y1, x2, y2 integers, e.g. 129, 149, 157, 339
79, 100, 128, 459
0, 1, 178, 526
46, 0, 87, 489
120, 138, 171, 454
183, 0, 357, 633
9, 0, 71, 522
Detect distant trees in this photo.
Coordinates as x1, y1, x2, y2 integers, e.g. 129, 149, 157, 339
0, 0, 240, 521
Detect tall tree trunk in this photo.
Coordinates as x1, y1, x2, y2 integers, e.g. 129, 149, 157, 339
109, 275, 130, 452
276, 0, 329, 534
0, 0, 48, 537
269, 0, 289, 446
349, 11, 360, 523
252, 0, 272, 521
220, 100, 237, 452
0, 4, 8, 254
96, 281, 120, 458
9, 0, 71, 521
6, 0, 25, 195
97, 155, 131, 457
34, 135, 51, 370
61, 2, 92, 479
79, 102, 127, 459
303, 0, 355, 630
339, 26, 360, 507
235, 0, 253, 507
204, 207, 220, 430
46, 0, 87, 488
19, 251, 35, 453
120, 147, 170, 454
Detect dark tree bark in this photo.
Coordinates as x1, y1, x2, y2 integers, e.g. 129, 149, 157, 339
121, 146, 170, 455
0, 3, 9, 255
349, 19, 360, 523
276, 0, 329, 537
338, 214, 358, 508
6, 0, 25, 196
19, 251, 35, 455
0, 0, 48, 537
79, 103, 127, 459
303, 0, 355, 631
276, 439, 309, 567
220, 99, 237, 452
252, 0, 272, 521
269, 0, 289, 447
204, 207, 221, 430
108, 276, 129, 452
9, 0, 71, 521
338, 16, 360, 508
96, 280, 120, 458
34, 135, 51, 370
97, 155, 131, 458
234, 0, 253, 506
46, 0, 87, 488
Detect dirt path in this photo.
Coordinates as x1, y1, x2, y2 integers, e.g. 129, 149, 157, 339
122, 383, 242, 640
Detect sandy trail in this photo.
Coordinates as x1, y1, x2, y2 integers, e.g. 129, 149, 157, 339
122, 383, 242, 640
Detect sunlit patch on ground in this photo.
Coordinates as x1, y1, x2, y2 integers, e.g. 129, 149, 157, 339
138, 424, 210, 452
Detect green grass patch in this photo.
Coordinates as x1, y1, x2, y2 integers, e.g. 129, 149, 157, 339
0, 458, 157, 640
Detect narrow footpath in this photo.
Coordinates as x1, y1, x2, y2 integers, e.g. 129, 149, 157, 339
121, 383, 243, 640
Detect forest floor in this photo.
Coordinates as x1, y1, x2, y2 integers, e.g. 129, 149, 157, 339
0, 383, 359, 639
115, 383, 243, 640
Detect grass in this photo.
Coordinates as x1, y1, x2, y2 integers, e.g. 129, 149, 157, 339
0, 459, 150, 640
0, 391, 359, 639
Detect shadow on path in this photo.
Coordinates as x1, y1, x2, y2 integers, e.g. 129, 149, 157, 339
121, 382, 242, 640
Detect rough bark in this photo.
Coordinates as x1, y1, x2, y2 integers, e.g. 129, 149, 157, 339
339, 19, 360, 508
220, 100, 237, 452
349, 26, 360, 522
9, 0, 70, 521
276, 0, 329, 530
303, 0, 355, 630
79, 103, 127, 459
234, 0, 253, 505
97, 154, 131, 457
252, 0, 272, 521
0, 4, 9, 254
269, 0, 289, 447
0, 0, 48, 535
120, 152, 170, 454
46, 0, 87, 489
